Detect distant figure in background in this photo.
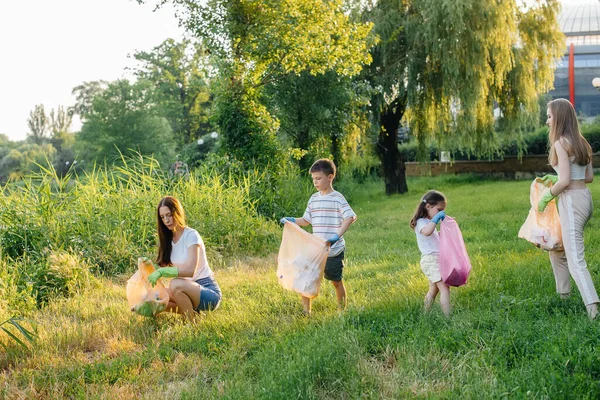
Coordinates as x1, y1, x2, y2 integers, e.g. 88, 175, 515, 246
538, 98, 599, 319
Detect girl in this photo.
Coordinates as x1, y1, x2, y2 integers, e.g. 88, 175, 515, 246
410, 190, 450, 316
148, 196, 222, 320
538, 98, 599, 319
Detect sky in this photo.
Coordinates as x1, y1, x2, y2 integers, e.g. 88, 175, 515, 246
0, 0, 185, 141
0, 0, 582, 141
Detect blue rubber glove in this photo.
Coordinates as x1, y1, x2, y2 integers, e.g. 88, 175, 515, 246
540, 175, 559, 186
280, 217, 295, 224
431, 211, 446, 224
148, 266, 178, 287
326, 234, 340, 245
538, 189, 556, 212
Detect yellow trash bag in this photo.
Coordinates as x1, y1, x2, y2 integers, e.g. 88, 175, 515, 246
277, 222, 330, 299
126, 257, 170, 317
518, 178, 563, 251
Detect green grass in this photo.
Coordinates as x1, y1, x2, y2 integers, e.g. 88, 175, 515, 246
2, 175, 600, 399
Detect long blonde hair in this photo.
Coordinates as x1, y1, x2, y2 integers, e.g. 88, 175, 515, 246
547, 98, 591, 166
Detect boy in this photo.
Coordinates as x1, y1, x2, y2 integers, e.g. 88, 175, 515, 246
280, 158, 357, 314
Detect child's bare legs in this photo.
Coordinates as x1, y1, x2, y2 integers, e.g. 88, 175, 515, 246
331, 280, 347, 310
424, 281, 439, 312
301, 296, 312, 315
435, 281, 451, 317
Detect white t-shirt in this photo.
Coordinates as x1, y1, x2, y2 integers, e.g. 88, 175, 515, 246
415, 218, 439, 256
302, 190, 356, 257
170, 227, 213, 281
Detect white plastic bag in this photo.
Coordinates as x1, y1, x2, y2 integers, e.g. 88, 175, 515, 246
518, 178, 563, 251
126, 257, 170, 317
277, 222, 329, 299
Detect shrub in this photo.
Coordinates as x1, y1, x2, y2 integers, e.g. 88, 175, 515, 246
582, 123, 600, 152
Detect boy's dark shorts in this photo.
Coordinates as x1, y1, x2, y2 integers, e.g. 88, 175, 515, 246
324, 251, 345, 282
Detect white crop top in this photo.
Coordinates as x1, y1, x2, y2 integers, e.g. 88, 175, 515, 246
552, 157, 587, 180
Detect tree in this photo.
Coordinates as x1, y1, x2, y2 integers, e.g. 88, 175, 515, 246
49, 106, 75, 177
139, 0, 374, 167
49, 106, 73, 137
133, 38, 213, 146
72, 81, 108, 117
75, 79, 176, 165
266, 71, 371, 171
27, 104, 49, 144
364, 0, 564, 194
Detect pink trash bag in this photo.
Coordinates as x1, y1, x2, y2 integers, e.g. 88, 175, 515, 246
126, 257, 170, 317
518, 178, 562, 251
277, 222, 330, 299
439, 216, 472, 287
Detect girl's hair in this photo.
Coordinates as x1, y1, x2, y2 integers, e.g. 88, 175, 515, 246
156, 196, 187, 266
547, 98, 592, 166
409, 190, 446, 229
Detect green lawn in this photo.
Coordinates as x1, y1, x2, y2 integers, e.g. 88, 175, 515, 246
2, 176, 600, 399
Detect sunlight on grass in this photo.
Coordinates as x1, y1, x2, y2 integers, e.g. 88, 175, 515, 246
2, 175, 600, 398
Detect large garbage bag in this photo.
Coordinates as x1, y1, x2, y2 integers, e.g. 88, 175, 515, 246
518, 178, 563, 251
277, 222, 329, 299
126, 257, 170, 317
439, 216, 472, 287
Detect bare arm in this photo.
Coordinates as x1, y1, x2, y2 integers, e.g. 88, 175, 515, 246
419, 221, 437, 236
171, 244, 199, 278
337, 216, 356, 237
585, 162, 594, 183
551, 141, 571, 196
294, 218, 311, 227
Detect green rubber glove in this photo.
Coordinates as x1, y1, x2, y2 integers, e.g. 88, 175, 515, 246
148, 266, 178, 287
540, 175, 559, 186
537, 189, 556, 212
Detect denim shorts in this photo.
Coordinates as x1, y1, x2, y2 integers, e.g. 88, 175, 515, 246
194, 275, 222, 311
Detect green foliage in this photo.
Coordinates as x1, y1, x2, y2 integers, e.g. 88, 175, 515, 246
26, 104, 49, 145
0, 142, 57, 182
0, 317, 36, 351
266, 71, 373, 169
133, 38, 213, 145
4, 177, 600, 397
399, 126, 551, 162
213, 83, 283, 167
582, 123, 600, 153
141, 0, 374, 169
0, 155, 279, 278
75, 79, 177, 166
363, 0, 563, 193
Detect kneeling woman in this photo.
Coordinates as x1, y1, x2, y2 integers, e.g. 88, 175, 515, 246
149, 196, 222, 319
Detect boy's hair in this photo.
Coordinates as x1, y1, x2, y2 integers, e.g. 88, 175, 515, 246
547, 98, 592, 166
409, 190, 446, 230
310, 158, 336, 177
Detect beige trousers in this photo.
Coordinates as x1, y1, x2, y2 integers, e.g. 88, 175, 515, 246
549, 188, 599, 306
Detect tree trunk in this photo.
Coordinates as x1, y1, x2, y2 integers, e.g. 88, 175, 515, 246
331, 133, 341, 176
377, 101, 408, 195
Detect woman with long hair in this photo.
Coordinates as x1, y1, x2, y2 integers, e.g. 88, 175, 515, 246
538, 98, 598, 319
148, 196, 222, 319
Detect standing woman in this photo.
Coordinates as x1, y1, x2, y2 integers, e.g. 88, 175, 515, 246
149, 196, 222, 319
538, 98, 599, 319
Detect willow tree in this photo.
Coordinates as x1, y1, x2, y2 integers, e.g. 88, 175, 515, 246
365, 0, 564, 194
139, 0, 374, 167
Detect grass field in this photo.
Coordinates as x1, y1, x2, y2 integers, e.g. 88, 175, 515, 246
2, 175, 600, 399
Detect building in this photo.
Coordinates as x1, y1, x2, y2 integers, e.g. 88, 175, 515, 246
549, 0, 600, 117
